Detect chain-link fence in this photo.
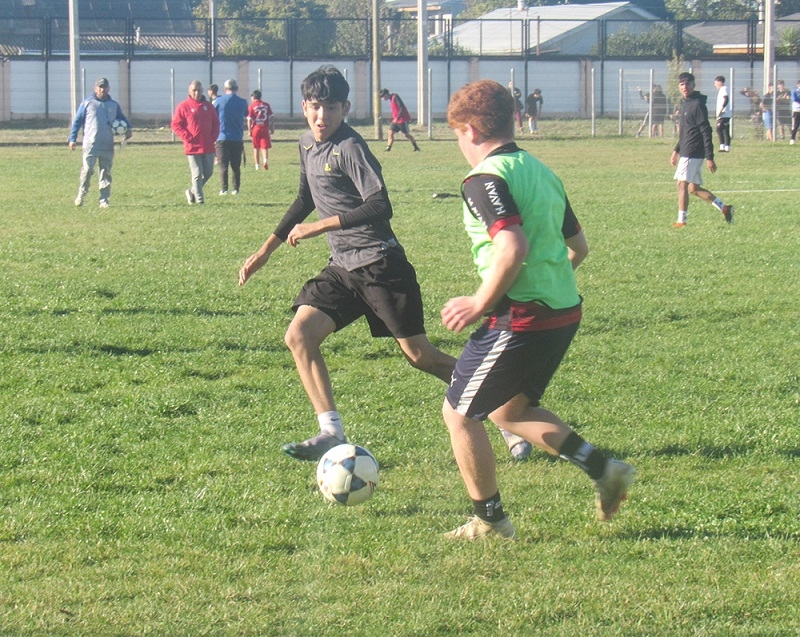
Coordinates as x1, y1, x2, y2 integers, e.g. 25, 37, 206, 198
2, 15, 799, 61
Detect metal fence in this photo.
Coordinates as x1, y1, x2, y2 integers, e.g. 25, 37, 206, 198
2, 15, 799, 61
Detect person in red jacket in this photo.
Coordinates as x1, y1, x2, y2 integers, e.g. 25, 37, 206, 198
171, 80, 220, 205
379, 88, 420, 152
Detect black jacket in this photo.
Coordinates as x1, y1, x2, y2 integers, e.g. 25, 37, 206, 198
674, 91, 714, 160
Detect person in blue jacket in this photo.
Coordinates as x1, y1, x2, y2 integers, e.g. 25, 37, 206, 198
213, 79, 249, 195
68, 77, 131, 208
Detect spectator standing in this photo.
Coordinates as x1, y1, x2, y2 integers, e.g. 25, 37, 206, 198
525, 88, 543, 134
380, 88, 420, 152
214, 79, 249, 195
68, 77, 132, 208
776, 80, 791, 139
171, 80, 219, 205
761, 83, 775, 141
714, 75, 731, 152
207, 84, 219, 103
790, 80, 800, 145
248, 89, 274, 170
739, 87, 763, 139
509, 84, 525, 135
651, 85, 668, 137
670, 73, 733, 228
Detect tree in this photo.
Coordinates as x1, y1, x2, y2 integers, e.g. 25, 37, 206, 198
599, 23, 712, 57
777, 24, 800, 57
663, 0, 758, 21
194, 0, 333, 57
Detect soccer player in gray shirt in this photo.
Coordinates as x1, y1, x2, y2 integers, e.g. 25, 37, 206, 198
238, 65, 457, 461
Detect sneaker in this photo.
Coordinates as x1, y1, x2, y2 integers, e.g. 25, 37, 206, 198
444, 516, 516, 540
594, 459, 635, 521
219, 190, 228, 196
790, 139, 795, 145
722, 205, 734, 224
255, 164, 260, 171
74, 194, 85, 207
263, 163, 268, 171
282, 432, 346, 462
231, 190, 238, 195
672, 221, 686, 228
185, 189, 195, 205
385, 146, 391, 152
413, 146, 421, 152
99, 199, 109, 208
510, 441, 532, 461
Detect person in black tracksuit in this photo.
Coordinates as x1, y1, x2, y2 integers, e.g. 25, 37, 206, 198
669, 72, 734, 227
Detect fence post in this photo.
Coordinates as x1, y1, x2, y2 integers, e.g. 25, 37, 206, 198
618, 68, 623, 136
591, 67, 596, 137
730, 66, 734, 141
648, 68, 654, 138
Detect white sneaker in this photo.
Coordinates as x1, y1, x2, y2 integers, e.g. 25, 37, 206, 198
231, 190, 238, 195
74, 193, 85, 207
254, 164, 259, 171
594, 459, 635, 521
185, 189, 195, 205
99, 199, 109, 208
791, 139, 796, 145
219, 190, 227, 196
444, 516, 516, 540
510, 441, 532, 461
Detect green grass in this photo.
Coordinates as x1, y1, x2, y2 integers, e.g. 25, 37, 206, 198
1, 127, 799, 636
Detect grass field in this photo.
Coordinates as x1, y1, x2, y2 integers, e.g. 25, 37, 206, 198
1, 123, 799, 636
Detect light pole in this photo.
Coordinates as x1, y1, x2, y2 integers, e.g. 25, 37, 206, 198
68, 0, 81, 119
373, 0, 383, 140
763, 0, 775, 96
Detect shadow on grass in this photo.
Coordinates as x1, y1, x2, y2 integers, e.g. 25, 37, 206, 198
647, 443, 755, 459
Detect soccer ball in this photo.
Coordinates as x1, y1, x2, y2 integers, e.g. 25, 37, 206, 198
111, 119, 128, 136
317, 444, 379, 506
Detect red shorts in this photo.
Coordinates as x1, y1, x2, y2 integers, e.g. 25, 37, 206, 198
250, 125, 272, 150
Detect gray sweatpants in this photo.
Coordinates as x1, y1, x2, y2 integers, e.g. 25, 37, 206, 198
78, 149, 114, 202
187, 153, 215, 203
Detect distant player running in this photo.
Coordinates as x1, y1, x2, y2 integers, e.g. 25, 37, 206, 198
248, 90, 274, 171
380, 88, 420, 152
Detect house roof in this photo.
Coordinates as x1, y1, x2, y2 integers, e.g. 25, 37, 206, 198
450, 2, 659, 55
684, 13, 800, 52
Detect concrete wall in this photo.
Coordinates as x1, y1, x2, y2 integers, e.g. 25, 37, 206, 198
2, 56, 797, 123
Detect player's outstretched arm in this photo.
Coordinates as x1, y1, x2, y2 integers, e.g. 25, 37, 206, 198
238, 234, 283, 286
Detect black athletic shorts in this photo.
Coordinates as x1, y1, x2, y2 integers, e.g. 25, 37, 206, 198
446, 321, 580, 421
292, 252, 426, 338
390, 122, 410, 135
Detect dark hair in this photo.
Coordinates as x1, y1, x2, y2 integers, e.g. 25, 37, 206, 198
301, 65, 349, 104
380, 88, 390, 98
715, 75, 725, 83
251, 89, 262, 100
678, 72, 695, 83
208, 83, 218, 95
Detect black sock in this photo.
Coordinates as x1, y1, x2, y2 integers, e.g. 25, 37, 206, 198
558, 432, 607, 481
472, 491, 506, 523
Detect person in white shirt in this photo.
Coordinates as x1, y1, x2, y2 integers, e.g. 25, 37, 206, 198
715, 75, 732, 152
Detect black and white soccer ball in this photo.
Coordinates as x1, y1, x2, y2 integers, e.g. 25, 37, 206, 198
111, 119, 128, 136
317, 444, 379, 506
